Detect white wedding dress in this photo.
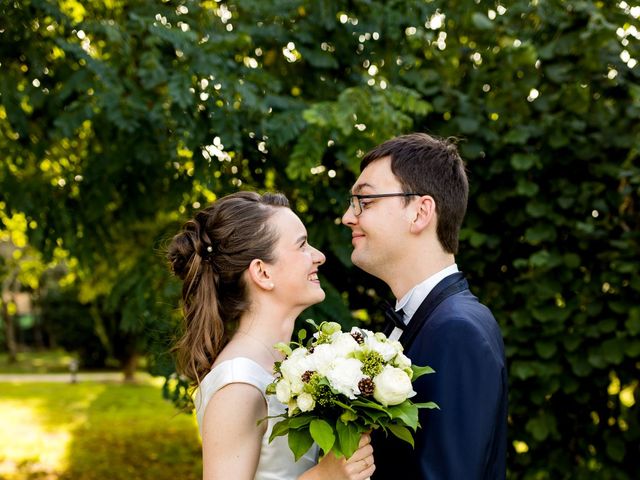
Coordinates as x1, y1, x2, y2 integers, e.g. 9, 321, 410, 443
195, 357, 318, 480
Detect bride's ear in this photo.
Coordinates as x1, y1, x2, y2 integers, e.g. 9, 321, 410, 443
247, 259, 275, 291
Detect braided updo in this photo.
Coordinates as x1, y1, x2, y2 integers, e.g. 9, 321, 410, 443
167, 191, 289, 384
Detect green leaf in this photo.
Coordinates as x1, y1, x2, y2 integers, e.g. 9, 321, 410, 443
413, 401, 439, 410
411, 364, 435, 380
297, 329, 307, 342
471, 12, 494, 30
309, 419, 335, 454
388, 423, 415, 447
601, 339, 625, 365
511, 153, 537, 171
626, 308, 640, 335
350, 398, 391, 412
545, 63, 572, 83
526, 200, 550, 218
504, 127, 533, 144
387, 402, 419, 430
516, 179, 539, 197
469, 232, 488, 247
511, 361, 537, 380
526, 413, 557, 441
524, 224, 557, 245
168, 72, 192, 109
563, 253, 581, 268
535, 341, 557, 359
457, 117, 480, 134
288, 415, 314, 429
605, 436, 626, 462
336, 420, 361, 459
288, 428, 315, 461
334, 400, 357, 413
568, 354, 592, 377
268, 418, 290, 443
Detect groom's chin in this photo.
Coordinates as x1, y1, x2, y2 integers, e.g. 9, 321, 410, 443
351, 252, 372, 274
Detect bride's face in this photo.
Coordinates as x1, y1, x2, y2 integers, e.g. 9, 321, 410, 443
266, 208, 326, 309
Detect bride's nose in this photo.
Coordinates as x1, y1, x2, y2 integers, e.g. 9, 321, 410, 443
312, 246, 326, 265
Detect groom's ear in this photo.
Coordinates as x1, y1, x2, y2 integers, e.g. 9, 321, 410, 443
247, 259, 275, 291
409, 195, 436, 234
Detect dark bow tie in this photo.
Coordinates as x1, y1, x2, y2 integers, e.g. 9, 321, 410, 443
382, 301, 406, 330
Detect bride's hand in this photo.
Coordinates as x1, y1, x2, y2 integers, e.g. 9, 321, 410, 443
301, 434, 375, 480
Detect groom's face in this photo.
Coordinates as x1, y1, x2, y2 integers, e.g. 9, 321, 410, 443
342, 157, 414, 277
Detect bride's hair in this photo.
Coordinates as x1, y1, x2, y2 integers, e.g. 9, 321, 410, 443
167, 191, 289, 384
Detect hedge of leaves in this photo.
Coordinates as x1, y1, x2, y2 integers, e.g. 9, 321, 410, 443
1, 1, 638, 477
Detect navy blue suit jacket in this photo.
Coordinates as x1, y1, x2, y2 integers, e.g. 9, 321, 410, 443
372, 273, 507, 480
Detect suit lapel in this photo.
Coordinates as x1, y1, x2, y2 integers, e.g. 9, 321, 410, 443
398, 272, 469, 350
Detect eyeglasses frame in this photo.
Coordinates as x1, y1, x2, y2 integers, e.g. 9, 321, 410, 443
348, 192, 427, 216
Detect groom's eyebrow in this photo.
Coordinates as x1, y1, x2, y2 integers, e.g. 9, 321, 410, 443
352, 182, 374, 194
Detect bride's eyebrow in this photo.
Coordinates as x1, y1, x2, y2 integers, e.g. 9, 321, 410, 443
295, 235, 307, 245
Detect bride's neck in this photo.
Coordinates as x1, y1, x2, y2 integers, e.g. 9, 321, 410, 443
238, 304, 299, 344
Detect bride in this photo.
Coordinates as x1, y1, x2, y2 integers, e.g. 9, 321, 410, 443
168, 191, 376, 480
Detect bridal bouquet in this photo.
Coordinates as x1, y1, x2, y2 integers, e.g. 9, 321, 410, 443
266, 321, 438, 460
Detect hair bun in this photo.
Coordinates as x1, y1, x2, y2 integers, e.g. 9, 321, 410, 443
167, 231, 196, 279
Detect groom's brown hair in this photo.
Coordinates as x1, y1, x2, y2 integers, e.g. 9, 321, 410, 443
360, 133, 468, 254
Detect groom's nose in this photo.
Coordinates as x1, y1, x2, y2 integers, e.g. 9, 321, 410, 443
342, 206, 357, 226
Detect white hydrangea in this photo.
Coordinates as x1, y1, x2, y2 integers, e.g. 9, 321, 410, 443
307, 343, 336, 377
326, 357, 365, 399
330, 332, 360, 357
280, 347, 309, 394
365, 333, 399, 361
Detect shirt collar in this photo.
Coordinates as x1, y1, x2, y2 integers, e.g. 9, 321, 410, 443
395, 264, 459, 324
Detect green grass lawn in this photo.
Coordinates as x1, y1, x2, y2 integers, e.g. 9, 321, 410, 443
0, 380, 202, 480
0, 350, 78, 374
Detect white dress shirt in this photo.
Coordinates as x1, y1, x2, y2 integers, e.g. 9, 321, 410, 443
388, 264, 460, 341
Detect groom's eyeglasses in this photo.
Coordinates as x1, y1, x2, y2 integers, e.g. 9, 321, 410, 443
348, 193, 425, 217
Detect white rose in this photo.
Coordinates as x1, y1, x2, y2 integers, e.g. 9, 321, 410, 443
276, 380, 292, 404
296, 392, 316, 412
308, 343, 336, 377
373, 365, 416, 406
288, 399, 299, 416
389, 340, 404, 355
393, 352, 412, 370
326, 357, 365, 399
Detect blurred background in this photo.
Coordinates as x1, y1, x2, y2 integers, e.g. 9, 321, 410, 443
0, 0, 638, 479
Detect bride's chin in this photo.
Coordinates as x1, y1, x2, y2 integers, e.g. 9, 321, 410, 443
304, 292, 325, 308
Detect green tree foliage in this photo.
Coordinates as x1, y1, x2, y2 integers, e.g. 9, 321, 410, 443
0, 0, 638, 477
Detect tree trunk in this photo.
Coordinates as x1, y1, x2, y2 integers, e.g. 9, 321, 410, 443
1, 300, 18, 363
33, 319, 45, 349
122, 351, 138, 382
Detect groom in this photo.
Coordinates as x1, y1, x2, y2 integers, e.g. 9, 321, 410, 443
342, 133, 507, 479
